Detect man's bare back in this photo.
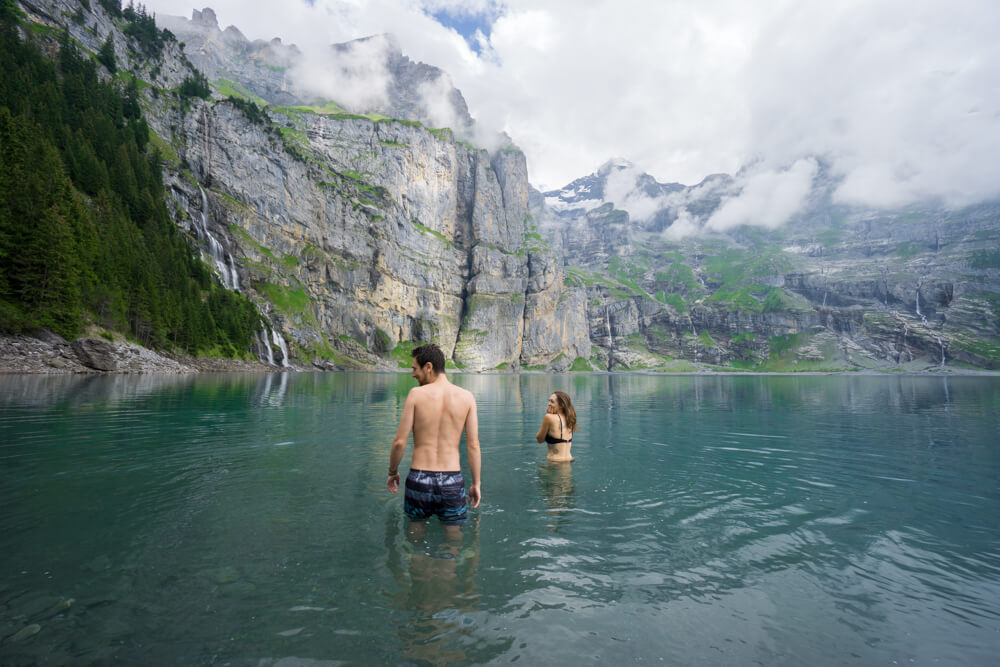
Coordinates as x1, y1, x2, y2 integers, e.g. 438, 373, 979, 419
406, 377, 477, 471
387, 345, 481, 517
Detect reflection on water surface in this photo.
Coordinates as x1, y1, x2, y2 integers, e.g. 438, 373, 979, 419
1, 373, 999, 664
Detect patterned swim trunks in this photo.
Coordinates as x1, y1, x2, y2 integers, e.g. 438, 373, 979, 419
404, 469, 467, 525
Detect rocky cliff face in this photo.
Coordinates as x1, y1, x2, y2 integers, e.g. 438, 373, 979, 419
156, 10, 475, 133
540, 161, 1000, 371
166, 101, 590, 371
16, 0, 1000, 372
18, 0, 592, 372
156, 8, 302, 106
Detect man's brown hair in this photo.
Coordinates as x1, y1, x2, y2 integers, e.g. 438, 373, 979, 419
412, 343, 445, 374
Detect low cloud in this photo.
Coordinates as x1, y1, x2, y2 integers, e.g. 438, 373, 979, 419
416, 73, 460, 130
603, 164, 668, 223
745, 1, 1000, 209
663, 209, 701, 241
143, 0, 1000, 212
705, 158, 818, 232
290, 34, 393, 111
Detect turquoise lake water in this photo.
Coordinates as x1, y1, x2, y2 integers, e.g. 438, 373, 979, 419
1, 372, 999, 665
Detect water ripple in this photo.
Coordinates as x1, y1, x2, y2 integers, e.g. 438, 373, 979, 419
2, 373, 999, 664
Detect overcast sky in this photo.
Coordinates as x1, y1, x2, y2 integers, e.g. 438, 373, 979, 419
141, 0, 1000, 208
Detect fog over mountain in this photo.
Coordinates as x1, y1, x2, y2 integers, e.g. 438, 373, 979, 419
143, 0, 1000, 213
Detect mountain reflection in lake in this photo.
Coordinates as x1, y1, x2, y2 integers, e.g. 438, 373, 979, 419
2, 372, 998, 664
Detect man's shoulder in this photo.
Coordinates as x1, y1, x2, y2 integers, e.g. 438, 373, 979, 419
449, 383, 475, 402
407, 385, 432, 402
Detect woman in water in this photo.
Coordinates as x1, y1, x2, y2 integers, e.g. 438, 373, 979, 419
535, 390, 576, 462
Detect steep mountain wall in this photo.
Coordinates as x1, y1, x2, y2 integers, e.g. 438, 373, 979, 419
15, 0, 999, 372
542, 164, 1000, 371
152, 98, 589, 370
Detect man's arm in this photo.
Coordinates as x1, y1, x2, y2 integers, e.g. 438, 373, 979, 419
387, 390, 416, 493
465, 399, 482, 508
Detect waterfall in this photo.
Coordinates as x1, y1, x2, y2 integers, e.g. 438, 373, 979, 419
935, 335, 946, 366
822, 290, 827, 307
227, 253, 240, 291
689, 314, 697, 337
253, 325, 290, 368
605, 306, 614, 346
272, 328, 290, 368
915, 289, 922, 318
604, 306, 615, 370
197, 188, 239, 291
250, 303, 292, 368
256, 329, 274, 366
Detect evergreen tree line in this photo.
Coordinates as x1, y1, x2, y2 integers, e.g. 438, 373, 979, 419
121, 1, 172, 59
0, 3, 264, 358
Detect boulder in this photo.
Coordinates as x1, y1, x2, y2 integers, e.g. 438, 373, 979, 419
71, 339, 117, 372
29, 329, 68, 346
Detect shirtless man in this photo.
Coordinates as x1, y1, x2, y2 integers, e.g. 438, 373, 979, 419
387, 344, 481, 530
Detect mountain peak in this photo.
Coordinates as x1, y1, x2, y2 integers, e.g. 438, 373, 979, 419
191, 8, 219, 30
596, 157, 634, 175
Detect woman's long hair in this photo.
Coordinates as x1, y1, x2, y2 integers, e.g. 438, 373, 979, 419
553, 390, 577, 432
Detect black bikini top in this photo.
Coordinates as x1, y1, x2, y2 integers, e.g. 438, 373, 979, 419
545, 415, 572, 445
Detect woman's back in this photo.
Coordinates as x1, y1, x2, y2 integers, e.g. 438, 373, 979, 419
541, 412, 573, 462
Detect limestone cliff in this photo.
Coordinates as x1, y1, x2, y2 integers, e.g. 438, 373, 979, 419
164, 101, 589, 371
542, 162, 1000, 371
15, 0, 999, 373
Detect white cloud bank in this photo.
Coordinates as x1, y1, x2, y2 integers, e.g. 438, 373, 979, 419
144, 0, 1000, 210
290, 33, 394, 112
706, 159, 819, 232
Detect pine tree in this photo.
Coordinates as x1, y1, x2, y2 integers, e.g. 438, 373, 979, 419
0, 9, 264, 357
98, 37, 116, 74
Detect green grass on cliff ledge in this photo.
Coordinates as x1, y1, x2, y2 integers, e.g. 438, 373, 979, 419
213, 79, 266, 105
707, 285, 765, 312
952, 337, 1000, 364
212, 188, 252, 215
258, 282, 312, 318
704, 247, 794, 289
269, 101, 345, 115
564, 267, 615, 289
970, 250, 1000, 270
230, 226, 278, 262
147, 129, 180, 167
411, 220, 454, 247
655, 291, 689, 312
975, 291, 1000, 322
303, 337, 356, 367
390, 341, 419, 368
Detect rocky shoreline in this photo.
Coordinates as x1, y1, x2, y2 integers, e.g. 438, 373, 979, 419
0, 331, 280, 375
3, 331, 998, 377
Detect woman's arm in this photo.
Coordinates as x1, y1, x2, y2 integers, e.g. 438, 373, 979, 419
535, 413, 553, 443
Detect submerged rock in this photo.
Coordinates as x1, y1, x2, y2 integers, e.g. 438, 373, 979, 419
209, 566, 240, 585
7, 623, 41, 643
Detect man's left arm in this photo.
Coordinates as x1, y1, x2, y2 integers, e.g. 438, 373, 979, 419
465, 400, 482, 508
387, 390, 415, 493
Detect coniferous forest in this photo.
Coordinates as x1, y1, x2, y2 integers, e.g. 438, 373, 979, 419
0, 0, 262, 357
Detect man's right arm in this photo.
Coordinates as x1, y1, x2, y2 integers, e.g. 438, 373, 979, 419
387, 389, 415, 493
465, 399, 481, 508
